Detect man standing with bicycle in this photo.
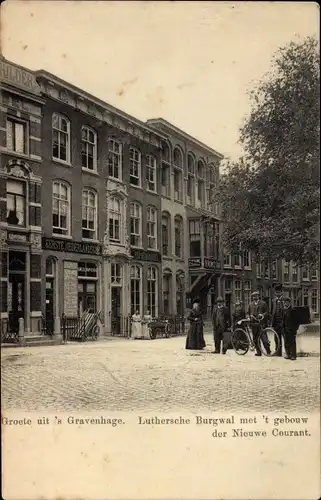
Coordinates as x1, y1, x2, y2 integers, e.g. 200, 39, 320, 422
247, 291, 270, 356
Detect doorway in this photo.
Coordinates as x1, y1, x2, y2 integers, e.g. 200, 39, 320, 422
111, 286, 121, 334
45, 279, 54, 334
8, 251, 26, 334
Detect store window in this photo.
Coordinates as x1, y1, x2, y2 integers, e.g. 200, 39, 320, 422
244, 280, 252, 312
78, 262, 98, 315
163, 272, 172, 315
234, 280, 242, 303
311, 289, 319, 314
130, 265, 142, 315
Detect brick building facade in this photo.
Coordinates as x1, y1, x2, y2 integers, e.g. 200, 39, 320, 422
0, 57, 319, 345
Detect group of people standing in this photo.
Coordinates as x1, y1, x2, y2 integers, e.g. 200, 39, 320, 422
185, 284, 299, 360
131, 311, 153, 340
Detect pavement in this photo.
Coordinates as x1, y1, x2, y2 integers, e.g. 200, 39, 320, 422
1, 331, 320, 413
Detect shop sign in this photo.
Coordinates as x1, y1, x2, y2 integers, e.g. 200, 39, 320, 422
7, 232, 28, 244
204, 258, 216, 270
188, 258, 201, 268
131, 249, 161, 263
42, 237, 101, 256
0, 59, 41, 94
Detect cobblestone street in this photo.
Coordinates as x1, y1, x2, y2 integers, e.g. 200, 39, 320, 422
1, 332, 320, 412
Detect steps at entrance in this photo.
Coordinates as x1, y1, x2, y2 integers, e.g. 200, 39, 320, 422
1, 335, 63, 348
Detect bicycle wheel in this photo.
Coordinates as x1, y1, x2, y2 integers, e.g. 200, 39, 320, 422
92, 325, 99, 340
231, 328, 250, 355
258, 327, 280, 356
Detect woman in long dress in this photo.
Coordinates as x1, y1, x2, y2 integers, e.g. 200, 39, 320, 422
131, 311, 143, 339
142, 310, 152, 339
185, 298, 206, 350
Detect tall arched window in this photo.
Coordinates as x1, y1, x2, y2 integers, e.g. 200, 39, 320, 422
161, 212, 170, 256
146, 155, 156, 192
147, 266, 158, 317
52, 181, 71, 235
109, 197, 121, 242
174, 215, 183, 258
130, 202, 142, 247
147, 206, 157, 249
81, 126, 97, 171
187, 153, 195, 206
82, 188, 97, 240
107, 139, 122, 180
161, 142, 171, 197
162, 141, 171, 163
130, 265, 142, 315
52, 113, 70, 163
197, 159, 206, 207
173, 147, 183, 202
129, 147, 141, 186
176, 271, 185, 316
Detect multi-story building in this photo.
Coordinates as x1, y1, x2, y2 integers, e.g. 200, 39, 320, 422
0, 57, 165, 342
147, 118, 223, 318
0, 57, 318, 346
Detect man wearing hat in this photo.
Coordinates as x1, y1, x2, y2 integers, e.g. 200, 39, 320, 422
283, 296, 297, 360
211, 296, 230, 354
248, 290, 269, 356
271, 284, 285, 356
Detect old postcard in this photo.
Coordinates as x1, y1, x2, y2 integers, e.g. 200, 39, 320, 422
0, 1, 320, 499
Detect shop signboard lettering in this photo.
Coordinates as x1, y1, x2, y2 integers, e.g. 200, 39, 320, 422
188, 258, 201, 268
0, 60, 41, 94
7, 232, 28, 244
131, 249, 161, 263
42, 237, 101, 256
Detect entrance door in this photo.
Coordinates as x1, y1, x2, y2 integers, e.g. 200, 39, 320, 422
111, 287, 121, 334
8, 251, 26, 334
45, 279, 54, 334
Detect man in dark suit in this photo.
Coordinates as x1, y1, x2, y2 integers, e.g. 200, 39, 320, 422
248, 290, 270, 356
212, 296, 230, 354
283, 297, 298, 360
270, 284, 285, 357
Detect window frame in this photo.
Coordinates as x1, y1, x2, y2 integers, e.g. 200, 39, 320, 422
174, 216, 183, 258
146, 155, 157, 193
147, 206, 157, 250
130, 264, 142, 316
107, 139, 122, 180
6, 178, 27, 227
52, 180, 71, 236
52, 113, 71, 164
81, 126, 97, 171
109, 196, 122, 243
81, 188, 98, 241
130, 201, 142, 247
129, 147, 142, 187
147, 266, 158, 317
6, 117, 28, 155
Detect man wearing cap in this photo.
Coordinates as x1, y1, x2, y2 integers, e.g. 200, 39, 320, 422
248, 291, 269, 356
271, 284, 285, 357
212, 296, 230, 354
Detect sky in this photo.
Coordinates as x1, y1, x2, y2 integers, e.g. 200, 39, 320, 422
1, 1, 319, 160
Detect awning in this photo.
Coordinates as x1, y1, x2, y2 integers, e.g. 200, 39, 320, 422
188, 273, 213, 295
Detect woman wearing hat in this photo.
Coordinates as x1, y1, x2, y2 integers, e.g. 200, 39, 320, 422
185, 297, 206, 350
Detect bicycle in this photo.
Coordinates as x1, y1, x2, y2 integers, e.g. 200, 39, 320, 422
231, 316, 280, 356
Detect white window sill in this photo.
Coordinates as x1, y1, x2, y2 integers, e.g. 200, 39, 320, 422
147, 189, 157, 194
82, 238, 99, 243
6, 225, 28, 232
1, 147, 29, 158
109, 177, 123, 183
130, 181, 142, 188
147, 248, 158, 252
131, 245, 143, 249
52, 233, 72, 239
82, 167, 98, 176
52, 157, 72, 167
244, 266, 252, 270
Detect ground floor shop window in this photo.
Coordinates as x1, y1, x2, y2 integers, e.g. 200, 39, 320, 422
234, 280, 242, 303
78, 262, 98, 315
244, 280, 251, 312
163, 272, 171, 315
311, 289, 319, 314
176, 272, 185, 316
147, 266, 157, 317
45, 257, 56, 334
302, 288, 309, 307
130, 265, 141, 315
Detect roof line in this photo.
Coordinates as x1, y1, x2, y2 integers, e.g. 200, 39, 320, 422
34, 69, 168, 141
146, 118, 224, 159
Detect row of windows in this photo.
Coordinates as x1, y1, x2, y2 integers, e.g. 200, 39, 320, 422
6, 116, 218, 198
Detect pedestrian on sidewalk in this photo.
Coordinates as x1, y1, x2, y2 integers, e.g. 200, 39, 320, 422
271, 284, 285, 356
212, 296, 230, 354
283, 297, 297, 360
131, 310, 143, 339
185, 297, 206, 350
